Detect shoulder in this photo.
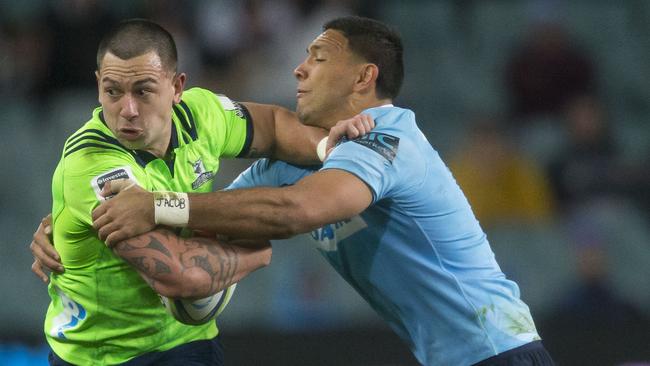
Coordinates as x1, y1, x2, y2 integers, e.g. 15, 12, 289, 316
364, 106, 426, 157
61, 118, 141, 180
228, 159, 316, 190
179, 87, 237, 115
179, 87, 248, 129
251, 158, 317, 184
179, 87, 216, 105
64, 115, 131, 160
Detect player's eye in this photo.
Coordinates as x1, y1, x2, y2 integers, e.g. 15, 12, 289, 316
315, 58, 326, 62
105, 88, 120, 97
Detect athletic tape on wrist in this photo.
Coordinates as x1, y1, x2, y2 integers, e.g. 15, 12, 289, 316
153, 191, 189, 227
317, 137, 328, 162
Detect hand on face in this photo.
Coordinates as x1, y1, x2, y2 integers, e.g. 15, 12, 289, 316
92, 179, 155, 247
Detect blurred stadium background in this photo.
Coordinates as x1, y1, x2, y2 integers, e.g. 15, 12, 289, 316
1, 0, 650, 365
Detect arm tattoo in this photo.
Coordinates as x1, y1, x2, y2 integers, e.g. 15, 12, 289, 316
114, 229, 241, 298
129, 256, 149, 273
117, 237, 172, 258
179, 236, 239, 296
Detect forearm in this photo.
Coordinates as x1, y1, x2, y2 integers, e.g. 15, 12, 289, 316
113, 228, 271, 299
270, 106, 326, 164
242, 102, 326, 164
187, 187, 320, 240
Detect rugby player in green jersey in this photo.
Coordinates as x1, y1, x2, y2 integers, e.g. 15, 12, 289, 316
28, 19, 370, 366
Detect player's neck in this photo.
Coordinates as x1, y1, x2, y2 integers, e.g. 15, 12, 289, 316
363, 98, 393, 109
321, 97, 393, 129
347, 96, 393, 117
142, 123, 173, 159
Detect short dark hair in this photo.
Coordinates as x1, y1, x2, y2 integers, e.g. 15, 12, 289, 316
96, 19, 178, 72
324, 16, 404, 100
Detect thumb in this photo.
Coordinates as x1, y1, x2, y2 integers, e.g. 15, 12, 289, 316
100, 179, 136, 198
324, 147, 335, 160
326, 133, 339, 153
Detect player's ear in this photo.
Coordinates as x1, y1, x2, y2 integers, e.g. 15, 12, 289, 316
353, 63, 379, 93
172, 72, 187, 104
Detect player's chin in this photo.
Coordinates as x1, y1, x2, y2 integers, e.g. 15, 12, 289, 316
296, 109, 317, 127
116, 134, 146, 149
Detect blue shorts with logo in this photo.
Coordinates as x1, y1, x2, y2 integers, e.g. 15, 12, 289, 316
48, 336, 223, 366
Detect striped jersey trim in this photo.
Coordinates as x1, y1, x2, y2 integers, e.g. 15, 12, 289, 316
65, 130, 129, 156
63, 129, 148, 167
236, 103, 254, 158
174, 101, 198, 142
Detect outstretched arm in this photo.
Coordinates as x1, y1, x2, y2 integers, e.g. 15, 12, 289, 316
91, 115, 376, 244
240, 103, 324, 163
241, 104, 374, 163
185, 169, 372, 239
94, 169, 373, 246
113, 228, 271, 299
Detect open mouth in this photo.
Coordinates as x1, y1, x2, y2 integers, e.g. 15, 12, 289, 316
118, 127, 143, 140
296, 89, 309, 98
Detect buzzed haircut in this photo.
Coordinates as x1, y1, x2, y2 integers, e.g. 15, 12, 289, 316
96, 19, 178, 72
324, 16, 404, 100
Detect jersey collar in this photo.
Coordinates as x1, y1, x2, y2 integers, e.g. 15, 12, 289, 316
98, 110, 180, 175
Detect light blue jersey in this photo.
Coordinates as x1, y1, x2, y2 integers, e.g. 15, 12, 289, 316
229, 106, 540, 366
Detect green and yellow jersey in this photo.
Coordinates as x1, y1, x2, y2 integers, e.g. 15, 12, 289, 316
44, 87, 251, 365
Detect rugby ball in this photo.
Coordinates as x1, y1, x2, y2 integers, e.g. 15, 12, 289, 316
161, 283, 236, 325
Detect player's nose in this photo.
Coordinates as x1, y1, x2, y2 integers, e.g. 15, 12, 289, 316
293, 62, 307, 81
120, 94, 139, 120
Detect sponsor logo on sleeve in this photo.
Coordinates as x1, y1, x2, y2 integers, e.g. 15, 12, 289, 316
90, 166, 138, 201
216, 94, 245, 119
349, 132, 400, 163
191, 158, 215, 190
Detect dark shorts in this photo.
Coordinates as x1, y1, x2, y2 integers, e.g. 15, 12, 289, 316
48, 336, 224, 366
472, 341, 555, 366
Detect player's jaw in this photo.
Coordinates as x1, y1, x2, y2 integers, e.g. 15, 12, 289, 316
295, 91, 318, 127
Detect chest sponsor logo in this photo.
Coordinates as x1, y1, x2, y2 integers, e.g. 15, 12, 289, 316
309, 215, 367, 252
349, 132, 400, 163
191, 158, 214, 190
90, 166, 138, 201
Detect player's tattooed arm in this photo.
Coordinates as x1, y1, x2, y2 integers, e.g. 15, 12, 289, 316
113, 228, 271, 299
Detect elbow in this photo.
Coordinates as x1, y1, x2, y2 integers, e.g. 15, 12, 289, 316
157, 275, 210, 299
175, 271, 213, 299
277, 195, 321, 238
150, 263, 210, 299
155, 284, 183, 299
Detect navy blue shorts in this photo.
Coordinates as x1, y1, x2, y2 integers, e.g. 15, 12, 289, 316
48, 336, 224, 366
472, 341, 555, 366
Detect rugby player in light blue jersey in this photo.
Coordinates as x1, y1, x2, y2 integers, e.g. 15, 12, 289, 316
90, 16, 555, 365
